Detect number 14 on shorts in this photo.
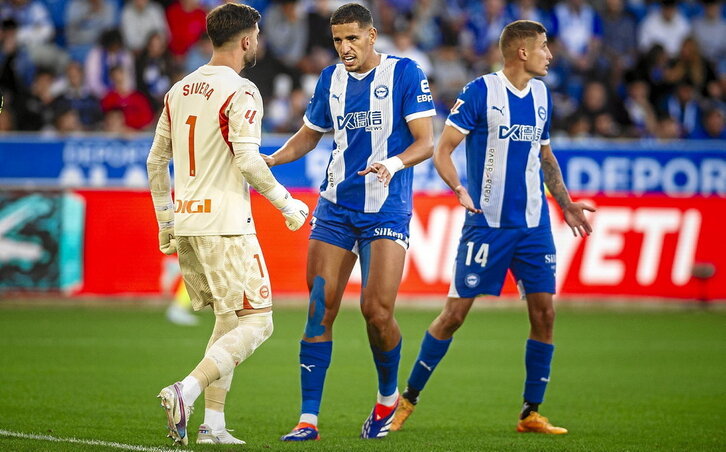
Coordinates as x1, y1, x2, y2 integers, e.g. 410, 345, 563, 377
465, 242, 489, 267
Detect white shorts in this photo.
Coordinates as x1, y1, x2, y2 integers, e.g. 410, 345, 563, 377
177, 235, 272, 314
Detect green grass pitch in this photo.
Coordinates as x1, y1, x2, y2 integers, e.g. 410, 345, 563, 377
0, 303, 724, 451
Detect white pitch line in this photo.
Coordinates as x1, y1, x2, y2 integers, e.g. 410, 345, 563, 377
0, 429, 180, 452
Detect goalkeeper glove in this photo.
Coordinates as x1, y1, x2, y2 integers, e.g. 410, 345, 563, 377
154, 203, 177, 254
268, 185, 309, 231
280, 198, 309, 231
158, 227, 177, 255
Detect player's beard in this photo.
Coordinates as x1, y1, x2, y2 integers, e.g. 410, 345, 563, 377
244, 51, 257, 69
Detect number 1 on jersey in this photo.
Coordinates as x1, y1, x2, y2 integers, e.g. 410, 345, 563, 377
185, 115, 197, 176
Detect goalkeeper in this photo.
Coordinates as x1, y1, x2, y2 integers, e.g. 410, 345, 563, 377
145, 3, 308, 446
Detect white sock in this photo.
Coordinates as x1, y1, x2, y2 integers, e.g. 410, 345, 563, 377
377, 389, 399, 407
180, 376, 202, 406
204, 408, 226, 432
299, 413, 318, 426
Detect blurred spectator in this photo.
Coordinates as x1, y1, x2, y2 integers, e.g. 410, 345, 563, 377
666, 37, 718, 98
689, 106, 726, 139
622, 78, 658, 137
52, 60, 103, 129
0, 104, 15, 131
184, 32, 212, 74
165, 0, 206, 58
654, 115, 681, 140
665, 82, 701, 137
0, 18, 34, 97
121, 0, 169, 54
430, 44, 469, 102
101, 106, 132, 135
572, 80, 629, 134
566, 114, 592, 138
600, 0, 638, 87
65, 0, 118, 62
0, 0, 67, 70
460, 0, 513, 59
135, 31, 174, 110
638, 0, 691, 58
692, 0, 726, 67
0, 0, 53, 51
510, 0, 551, 29
85, 28, 135, 98
15, 68, 56, 131
409, 0, 447, 51
52, 106, 83, 134
305, 0, 334, 56
264, 0, 307, 68
100, 65, 154, 130
592, 112, 622, 138
551, 0, 603, 72
378, 28, 432, 75
630, 44, 672, 112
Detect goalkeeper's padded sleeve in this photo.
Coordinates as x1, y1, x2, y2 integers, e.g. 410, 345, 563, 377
146, 133, 174, 230
232, 142, 294, 208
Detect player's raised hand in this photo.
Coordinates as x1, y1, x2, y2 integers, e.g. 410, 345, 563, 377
454, 185, 482, 214
280, 198, 309, 231
158, 227, 177, 255
563, 201, 596, 237
358, 156, 404, 187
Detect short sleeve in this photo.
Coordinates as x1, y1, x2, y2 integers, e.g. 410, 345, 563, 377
540, 87, 552, 145
445, 79, 484, 135
399, 59, 436, 122
304, 68, 333, 132
155, 92, 171, 138
227, 85, 263, 146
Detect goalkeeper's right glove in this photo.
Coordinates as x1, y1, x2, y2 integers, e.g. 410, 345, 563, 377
158, 227, 177, 255
269, 186, 309, 231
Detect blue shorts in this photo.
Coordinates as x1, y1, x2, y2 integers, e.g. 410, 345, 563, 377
309, 198, 411, 252
448, 225, 556, 299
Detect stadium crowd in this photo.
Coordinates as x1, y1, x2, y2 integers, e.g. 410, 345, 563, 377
0, 0, 724, 139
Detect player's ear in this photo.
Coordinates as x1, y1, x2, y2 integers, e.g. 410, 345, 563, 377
368, 26, 377, 45
241, 34, 250, 51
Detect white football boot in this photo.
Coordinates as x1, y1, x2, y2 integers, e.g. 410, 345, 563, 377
196, 424, 246, 444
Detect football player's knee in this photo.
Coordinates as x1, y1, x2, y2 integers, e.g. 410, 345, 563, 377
205, 312, 273, 376
207, 311, 239, 350
440, 310, 466, 331
305, 276, 327, 338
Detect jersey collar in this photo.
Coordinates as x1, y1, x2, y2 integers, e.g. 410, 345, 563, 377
348, 54, 387, 80
496, 70, 531, 98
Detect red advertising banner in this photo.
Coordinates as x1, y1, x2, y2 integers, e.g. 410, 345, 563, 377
76, 190, 725, 301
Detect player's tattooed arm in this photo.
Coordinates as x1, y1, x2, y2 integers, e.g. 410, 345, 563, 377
540, 144, 571, 209
541, 144, 596, 237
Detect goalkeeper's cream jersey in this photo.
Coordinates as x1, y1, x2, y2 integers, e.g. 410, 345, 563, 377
155, 64, 263, 236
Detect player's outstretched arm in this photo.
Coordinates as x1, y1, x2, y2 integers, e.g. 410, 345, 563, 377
264, 124, 324, 167
357, 116, 434, 186
233, 143, 309, 231
146, 133, 177, 254
433, 125, 481, 214
541, 144, 595, 237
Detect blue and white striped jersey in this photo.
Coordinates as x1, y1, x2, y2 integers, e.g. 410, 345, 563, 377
304, 54, 436, 214
446, 71, 553, 228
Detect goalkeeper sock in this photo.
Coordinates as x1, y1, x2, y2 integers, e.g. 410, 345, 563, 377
299, 340, 332, 421
522, 339, 554, 406
407, 331, 452, 393
370, 339, 401, 398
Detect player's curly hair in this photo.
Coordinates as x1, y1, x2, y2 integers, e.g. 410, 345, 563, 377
499, 20, 547, 59
206, 3, 261, 48
330, 3, 373, 28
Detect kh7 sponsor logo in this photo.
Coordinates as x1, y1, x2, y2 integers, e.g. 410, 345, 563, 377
336, 111, 383, 131
498, 124, 543, 142
174, 199, 212, 214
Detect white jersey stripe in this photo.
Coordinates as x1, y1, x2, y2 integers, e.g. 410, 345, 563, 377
482, 74, 510, 228
321, 65, 349, 205
365, 56, 396, 212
